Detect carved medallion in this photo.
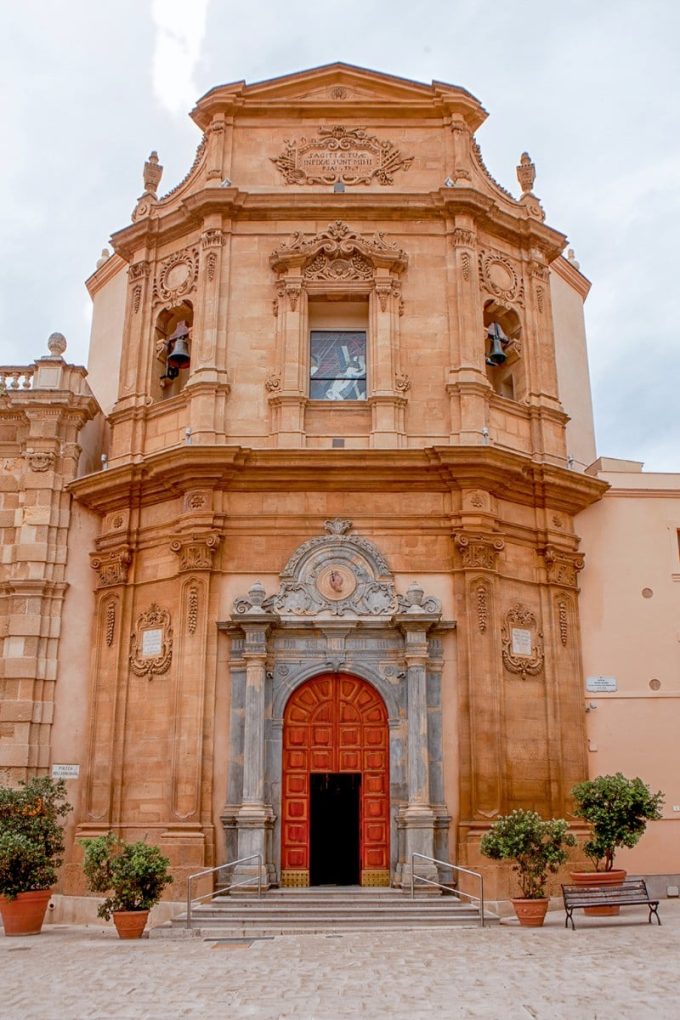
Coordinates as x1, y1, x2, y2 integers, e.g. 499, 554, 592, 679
479, 251, 521, 303
154, 247, 199, 304
271, 126, 413, 186
316, 563, 357, 601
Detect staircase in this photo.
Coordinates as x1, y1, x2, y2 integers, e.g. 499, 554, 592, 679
157, 887, 495, 938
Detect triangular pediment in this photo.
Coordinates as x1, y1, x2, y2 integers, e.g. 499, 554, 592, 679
193, 63, 486, 129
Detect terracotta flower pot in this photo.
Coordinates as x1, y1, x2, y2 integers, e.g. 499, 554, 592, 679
570, 869, 627, 916
511, 897, 549, 927
0, 889, 52, 936
112, 909, 149, 939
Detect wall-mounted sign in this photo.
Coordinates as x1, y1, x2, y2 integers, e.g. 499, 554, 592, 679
511, 628, 533, 656
586, 676, 618, 693
141, 628, 163, 657
51, 763, 80, 779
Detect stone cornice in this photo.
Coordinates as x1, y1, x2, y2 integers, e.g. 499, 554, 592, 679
110, 188, 567, 265
85, 252, 128, 298
69, 445, 607, 517
551, 254, 591, 300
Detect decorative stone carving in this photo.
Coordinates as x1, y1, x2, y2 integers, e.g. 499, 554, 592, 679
153, 246, 199, 304
501, 604, 544, 679
206, 252, 218, 282
452, 228, 476, 248
23, 449, 55, 472
557, 598, 568, 646
171, 533, 221, 572
47, 332, 67, 357
105, 598, 116, 647
396, 580, 442, 616
536, 285, 545, 314
129, 603, 173, 677
132, 285, 142, 313
394, 372, 410, 393
476, 583, 488, 633
470, 139, 514, 200
201, 228, 224, 250
461, 251, 472, 281
302, 252, 373, 281
479, 251, 522, 304
90, 547, 132, 588
264, 372, 281, 393
187, 585, 199, 634
128, 261, 151, 282
143, 151, 163, 195
271, 221, 408, 275
542, 546, 584, 588
454, 534, 505, 570
516, 152, 536, 194
183, 490, 210, 512
271, 126, 413, 186
232, 520, 441, 623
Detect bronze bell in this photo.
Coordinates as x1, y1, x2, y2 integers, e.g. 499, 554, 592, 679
166, 321, 191, 370
486, 321, 508, 366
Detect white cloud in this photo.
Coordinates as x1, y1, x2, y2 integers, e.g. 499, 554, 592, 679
151, 0, 210, 115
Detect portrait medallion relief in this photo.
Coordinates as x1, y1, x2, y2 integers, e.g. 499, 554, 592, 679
316, 563, 357, 601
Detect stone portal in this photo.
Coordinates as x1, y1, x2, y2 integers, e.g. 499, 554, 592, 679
220, 519, 452, 888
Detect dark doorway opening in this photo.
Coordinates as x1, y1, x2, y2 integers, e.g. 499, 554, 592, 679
310, 772, 361, 885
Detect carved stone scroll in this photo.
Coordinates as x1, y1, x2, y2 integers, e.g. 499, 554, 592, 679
541, 546, 584, 588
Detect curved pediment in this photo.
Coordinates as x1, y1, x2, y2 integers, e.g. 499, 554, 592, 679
270, 221, 408, 276
233, 519, 441, 621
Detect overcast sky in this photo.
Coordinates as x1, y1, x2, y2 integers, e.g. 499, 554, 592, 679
1, 1, 678, 470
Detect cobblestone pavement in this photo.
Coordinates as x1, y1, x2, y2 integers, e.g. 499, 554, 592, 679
1, 903, 678, 1020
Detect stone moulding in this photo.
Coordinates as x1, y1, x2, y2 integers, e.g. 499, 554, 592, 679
129, 603, 173, 677
270, 125, 414, 186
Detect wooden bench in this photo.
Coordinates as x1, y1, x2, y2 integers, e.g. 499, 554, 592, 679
561, 879, 661, 930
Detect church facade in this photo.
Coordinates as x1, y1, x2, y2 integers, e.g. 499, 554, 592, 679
1, 64, 678, 904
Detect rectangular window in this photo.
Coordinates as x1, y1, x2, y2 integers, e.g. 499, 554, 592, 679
310, 330, 367, 401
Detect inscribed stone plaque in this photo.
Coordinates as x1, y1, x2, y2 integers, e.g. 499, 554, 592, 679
141, 628, 163, 656
586, 676, 617, 693
271, 126, 413, 186
51, 763, 80, 779
511, 628, 533, 656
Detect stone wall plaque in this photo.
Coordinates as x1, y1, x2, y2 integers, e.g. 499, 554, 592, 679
271, 126, 413, 186
586, 676, 617, 693
142, 628, 163, 657
51, 763, 80, 779
511, 628, 532, 656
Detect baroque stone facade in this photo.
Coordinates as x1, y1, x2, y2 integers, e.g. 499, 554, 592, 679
13, 63, 672, 903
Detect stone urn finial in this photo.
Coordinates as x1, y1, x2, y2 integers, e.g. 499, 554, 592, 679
143, 150, 163, 195
406, 580, 424, 607
47, 332, 67, 357
247, 580, 266, 608
516, 151, 536, 194
96, 247, 111, 269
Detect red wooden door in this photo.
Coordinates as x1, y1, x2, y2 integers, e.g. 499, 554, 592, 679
281, 673, 389, 886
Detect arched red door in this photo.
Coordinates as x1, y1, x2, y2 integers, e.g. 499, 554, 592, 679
281, 673, 390, 887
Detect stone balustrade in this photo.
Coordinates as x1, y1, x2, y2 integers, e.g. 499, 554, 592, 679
0, 365, 34, 390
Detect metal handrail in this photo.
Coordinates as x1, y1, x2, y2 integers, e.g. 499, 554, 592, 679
410, 852, 485, 928
186, 853, 263, 929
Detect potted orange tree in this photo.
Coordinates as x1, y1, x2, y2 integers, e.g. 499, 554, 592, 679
0, 776, 72, 936
570, 773, 663, 914
480, 809, 576, 926
81, 832, 173, 939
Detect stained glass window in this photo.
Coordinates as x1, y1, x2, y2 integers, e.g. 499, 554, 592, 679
310, 330, 367, 401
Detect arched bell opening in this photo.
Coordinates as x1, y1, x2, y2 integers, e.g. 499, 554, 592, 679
152, 300, 193, 401
483, 299, 524, 401
280, 672, 390, 888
